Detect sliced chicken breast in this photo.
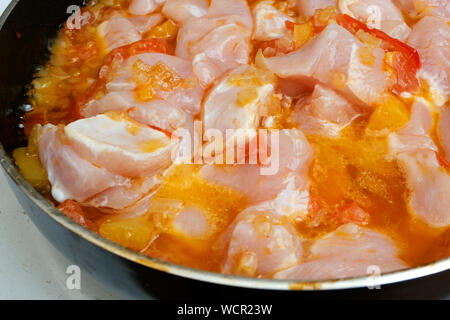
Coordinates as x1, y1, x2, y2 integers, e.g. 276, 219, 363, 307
64, 113, 176, 178
264, 24, 392, 107
275, 223, 407, 280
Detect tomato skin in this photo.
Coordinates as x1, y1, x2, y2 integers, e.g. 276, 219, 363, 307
436, 152, 450, 169
285, 20, 295, 31
57, 200, 98, 232
336, 14, 421, 93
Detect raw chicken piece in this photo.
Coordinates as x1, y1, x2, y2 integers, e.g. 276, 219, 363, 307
176, 0, 253, 87
171, 206, 210, 239
149, 198, 221, 241
98, 13, 167, 51
407, 16, 450, 106
253, 1, 294, 41
396, 151, 450, 227
389, 100, 450, 227
64, 113, 176, 178
98, 16, 141, 51
389, 100, 437, 154
82, 91, 190, 132
208, 0, 253, 29
393, 0, 450, 19
128, 100, 191, 132
439, 107, 450, 161
275, 223, 407, 280
292, 84, 363, 137
200, 129, 313, 219
105, 53, 204, 114
39, 125, 130, 203
340, 0, 411, 41
297, 0, 337, 17
129, 0, 166, 16
128, 13, 165, 33
203, 65, 276, 136
264, 24, 392, 107
87, 176, 160, 210
221, 207, 304, 277
162, 0, 208, 25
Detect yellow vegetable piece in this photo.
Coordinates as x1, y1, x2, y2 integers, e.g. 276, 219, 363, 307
367, 94, 409, 133
146, 19, 178, 40
294, 22, 313, 49
12, 147, 48, 190
99, 218, 155, 251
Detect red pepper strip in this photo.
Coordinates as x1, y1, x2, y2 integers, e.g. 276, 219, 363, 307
57, 200, 98, 232
336, 14, 421, 93
436, 152, 450, 169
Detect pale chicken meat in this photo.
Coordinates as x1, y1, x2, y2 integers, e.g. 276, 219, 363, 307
104, 53, 204, 114
98, 14, 165, 51
39, 125, 130, 203
264, 24, 392, 107
221, 208, 304, 277
64, 113, 176, 178
82, 91, 190, 132
150, 198, 216, 240
202, 65, 276, 137
253, 1, 294, 41
275, 224, 407, 280
407, 16, 450, 106
98, 16, 142, 51
292, 84, 363, 137
87, 176, 160, 211
103, 188, 161, 216
129, 0, 167, 16
389, 100, 450, 227
200, 129, 313, 219
175, 0, 253, 87
339, 0, 411, 41
162, 0, 208, 25
128, 13, 165, 33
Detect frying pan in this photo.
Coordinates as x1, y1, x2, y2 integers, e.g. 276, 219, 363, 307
0, 0, 449, 299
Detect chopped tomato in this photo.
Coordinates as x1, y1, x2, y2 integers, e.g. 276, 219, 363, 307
57, 200, 98, 232
285, 20, 295, 31
23, 110, 47, 136
336, 14, 421, 93
436, 152, 450, 169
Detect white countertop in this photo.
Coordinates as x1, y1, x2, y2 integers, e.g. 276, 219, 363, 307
0, 167, 122, 299
0, 0, 121, 300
